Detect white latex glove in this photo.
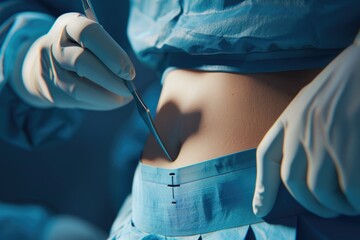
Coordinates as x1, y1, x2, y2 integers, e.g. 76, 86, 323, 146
11, 13, 135, 110
253, 33, 360, 218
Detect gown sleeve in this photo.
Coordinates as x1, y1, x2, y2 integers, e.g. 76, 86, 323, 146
0, 0, 83, 149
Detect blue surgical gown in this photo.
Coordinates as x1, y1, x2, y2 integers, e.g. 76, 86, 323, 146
128, 0, 360, 73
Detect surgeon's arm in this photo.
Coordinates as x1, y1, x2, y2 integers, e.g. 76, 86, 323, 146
0, 0, 84, 149
253, 31, 360, 218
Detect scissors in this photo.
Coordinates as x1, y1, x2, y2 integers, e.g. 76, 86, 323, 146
81, 0, 173, 161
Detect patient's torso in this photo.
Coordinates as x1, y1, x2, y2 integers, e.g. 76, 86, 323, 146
141, 69, 321, 168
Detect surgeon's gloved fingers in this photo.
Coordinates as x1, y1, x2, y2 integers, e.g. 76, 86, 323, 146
62, 13, 135, 80
305, 110, 357, 216
338, 154, 360, 214
340, 81, 360, 212
344, 183, 360, 214
35, 78, 119, 110
53, 40, 132, 97
49, 60, 132, 110
36, 77, 94, 109
253, 122, 284, 218
307, 149, 357, 216
326, 84, 360, 213
281, 133, 338, 218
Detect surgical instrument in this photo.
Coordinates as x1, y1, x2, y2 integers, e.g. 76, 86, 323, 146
81, 0, 173, 161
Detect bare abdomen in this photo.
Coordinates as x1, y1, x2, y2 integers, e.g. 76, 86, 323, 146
141, 69, 321, 168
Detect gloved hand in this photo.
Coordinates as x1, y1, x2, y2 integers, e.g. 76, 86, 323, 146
252, 32, 360, 218
11, 12, 135, 110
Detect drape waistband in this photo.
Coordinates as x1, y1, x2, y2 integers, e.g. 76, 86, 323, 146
132, 148, 304, 236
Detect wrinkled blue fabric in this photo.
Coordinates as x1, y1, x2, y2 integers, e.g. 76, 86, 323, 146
0, 84, 83, 149
128, 0, 360, 73
109, 149, 360, 239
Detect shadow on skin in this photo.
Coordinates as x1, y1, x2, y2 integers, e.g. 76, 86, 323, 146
142, 100, 202, 161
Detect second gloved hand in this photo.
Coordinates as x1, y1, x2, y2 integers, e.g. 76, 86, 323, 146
12, 12, 135, 110
252, 33, 360, 218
